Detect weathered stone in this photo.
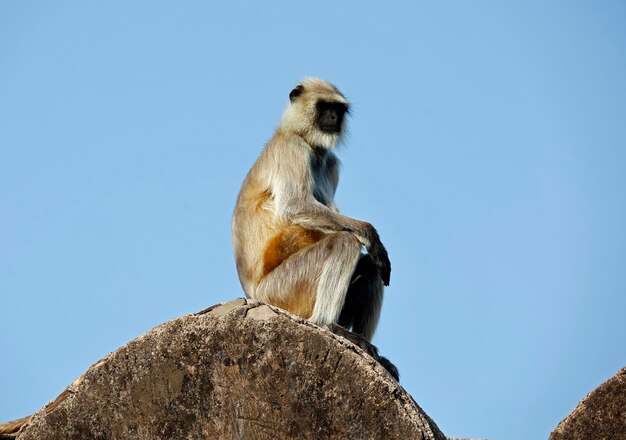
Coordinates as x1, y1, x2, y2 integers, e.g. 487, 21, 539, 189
0, 417, 29, 438
549, 367, 626, 440
5, 298, 446, 440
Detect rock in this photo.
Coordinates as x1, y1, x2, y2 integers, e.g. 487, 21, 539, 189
549, 367, 626, 440
0, 417, 30, 439
5, 299, 446, 440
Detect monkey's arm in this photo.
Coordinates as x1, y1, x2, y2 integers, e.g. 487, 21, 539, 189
289, 196, 391, 286
269, 142, 390, 284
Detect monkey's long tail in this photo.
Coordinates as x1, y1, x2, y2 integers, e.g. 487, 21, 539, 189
0, 415, 31, 439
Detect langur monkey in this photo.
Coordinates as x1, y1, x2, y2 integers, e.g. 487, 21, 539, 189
232, 78, 391, 342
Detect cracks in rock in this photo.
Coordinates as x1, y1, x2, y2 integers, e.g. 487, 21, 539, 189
332, 354, 344, 375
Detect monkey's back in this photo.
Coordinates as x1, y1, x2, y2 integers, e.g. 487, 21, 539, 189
232, 158, 278, 297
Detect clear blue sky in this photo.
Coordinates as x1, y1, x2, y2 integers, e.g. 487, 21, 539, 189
1, 2, 625, 439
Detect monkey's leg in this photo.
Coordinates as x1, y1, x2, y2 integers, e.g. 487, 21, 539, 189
338, 254, 384, 342
255, 231, 361, 328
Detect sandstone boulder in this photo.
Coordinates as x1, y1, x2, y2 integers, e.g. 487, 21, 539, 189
549, 366, 626, 440
4, 299, 446, 440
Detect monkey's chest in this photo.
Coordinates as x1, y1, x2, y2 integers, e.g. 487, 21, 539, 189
311, 172, 335, 207
309, 151, 336, 207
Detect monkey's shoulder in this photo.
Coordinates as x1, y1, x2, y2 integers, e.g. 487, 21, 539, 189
267, 132, 312, 158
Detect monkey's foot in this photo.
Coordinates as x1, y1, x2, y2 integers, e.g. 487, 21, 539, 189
328, 324, 400, 382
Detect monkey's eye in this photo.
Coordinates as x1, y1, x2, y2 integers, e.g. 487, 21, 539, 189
317, 102, 348, 118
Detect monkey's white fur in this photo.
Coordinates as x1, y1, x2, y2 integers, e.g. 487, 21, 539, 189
232, 78, 387, 341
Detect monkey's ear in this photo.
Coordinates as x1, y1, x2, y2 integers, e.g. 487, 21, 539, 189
289, 84, 304, 102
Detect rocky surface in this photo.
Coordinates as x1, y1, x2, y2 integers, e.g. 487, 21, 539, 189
549, 366, 626, 440
5, 298, 446, 440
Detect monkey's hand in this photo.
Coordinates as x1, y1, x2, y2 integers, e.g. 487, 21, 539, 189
365, 226, 391, 286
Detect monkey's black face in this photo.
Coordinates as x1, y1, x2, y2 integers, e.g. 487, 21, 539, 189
316, 101, 348, 134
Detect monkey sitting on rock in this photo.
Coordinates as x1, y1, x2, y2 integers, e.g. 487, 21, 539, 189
232, 78, 398, 380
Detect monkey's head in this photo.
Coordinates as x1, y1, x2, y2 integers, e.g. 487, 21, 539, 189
281, 78, 350, 149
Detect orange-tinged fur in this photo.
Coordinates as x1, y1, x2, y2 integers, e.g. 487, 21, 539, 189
263, 226, 326, 276
270, 278, 317, 319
